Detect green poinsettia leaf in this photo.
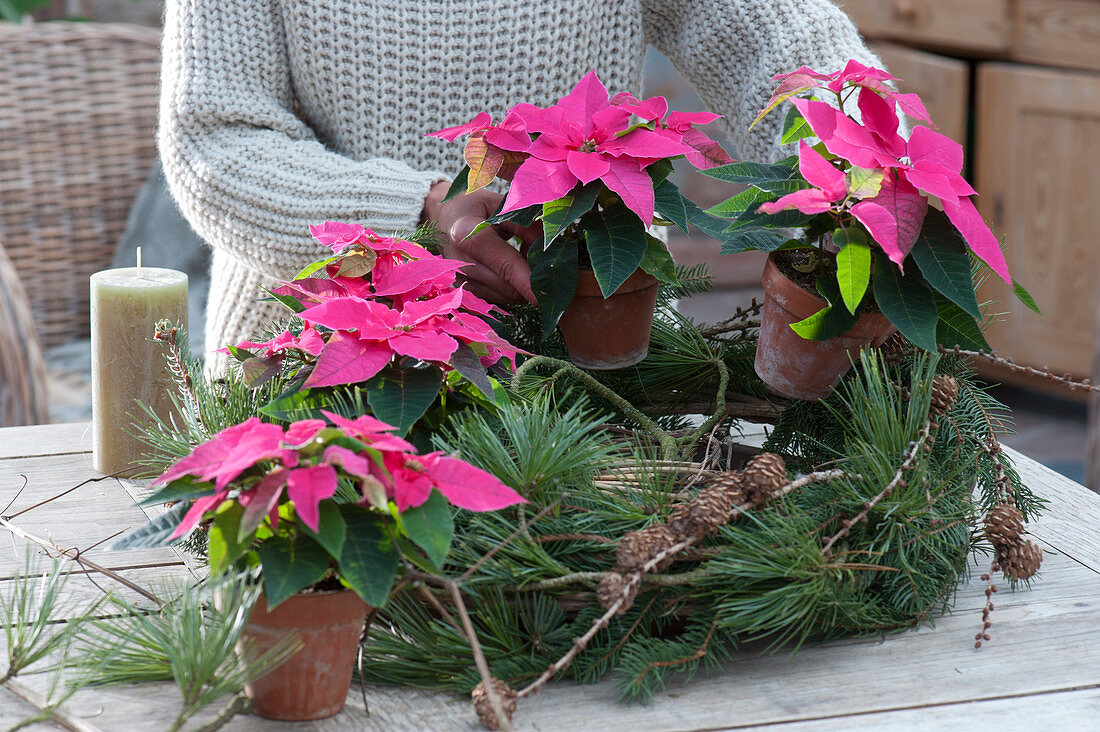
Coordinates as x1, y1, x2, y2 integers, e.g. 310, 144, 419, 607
835, 228, 872, 315
1013, 280, 1041, 314
111, 501, 192, 550
366, 366, 443, 437
639, 234, 679, 285
442, 166, 471, 203
399, 489, 453, 568
580, 204, 648, 297
910, 208, 982, 320
543, 183, 600, 247
935, 296, 991, 351
699, 161, 803, 192
260, 386, 347, 423
720, 228, 789, 255
872, 255, 939, 352
705, 186, 777, 219
646, 158, 675, 187
780, 106, 814, 144
259, 287, 306, 314
790, 276, 858, 341
294, 255, 340, 280
258, 535, 332, 610
301, 501, 348, 560
652, 178, 691, 234
338, 508, 399, 607
208, 503, 248, 575
449, 342, 494, 400
528, 234, 579, 338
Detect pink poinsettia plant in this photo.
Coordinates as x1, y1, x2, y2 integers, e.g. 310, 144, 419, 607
226, 222, 525, 436
125, 411, 527, 609
429, 71, 734, 337
702, 60, 1036, 352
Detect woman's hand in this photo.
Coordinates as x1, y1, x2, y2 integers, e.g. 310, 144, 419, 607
421, 180, 541, 305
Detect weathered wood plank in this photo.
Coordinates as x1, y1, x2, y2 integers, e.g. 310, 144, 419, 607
0, 422, 91, 460
0, 564, 197, 617
0, 455, 183, 574
1004, 445, 1100, 571
734, 685, 1100, 730
0, 685, 67, 731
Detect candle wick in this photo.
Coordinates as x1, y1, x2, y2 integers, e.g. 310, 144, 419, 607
137, 246, 142, 278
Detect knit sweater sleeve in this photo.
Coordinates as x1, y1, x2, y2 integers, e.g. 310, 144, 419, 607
640, 0, 884, 162
158, 0, 445, 280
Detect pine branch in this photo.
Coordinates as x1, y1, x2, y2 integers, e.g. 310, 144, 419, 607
821, 422, 931, 557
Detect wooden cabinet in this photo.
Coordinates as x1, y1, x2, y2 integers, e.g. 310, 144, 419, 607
846, 0, 1100, 384
976, 64, 1100, 376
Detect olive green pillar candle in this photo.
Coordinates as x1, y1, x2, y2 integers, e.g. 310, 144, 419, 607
90, 266, 188, 476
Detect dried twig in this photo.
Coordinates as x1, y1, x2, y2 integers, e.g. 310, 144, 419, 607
0, 515, 162, 606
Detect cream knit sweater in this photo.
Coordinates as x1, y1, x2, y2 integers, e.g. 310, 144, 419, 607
159, 0, 881, 363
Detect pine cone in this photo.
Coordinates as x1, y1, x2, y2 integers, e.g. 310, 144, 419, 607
984, 503, 1025, 549
471, 678, 517, 731
999, 539, 1042, 581
877, 331, 909, 360
615, 524, 678, 572
667, 503, 708, 542
742, 453, 787, 504
930, 374, 959, 417
709, 471, 748, 505
596, 571, 637, 614
668, 486, 733, 541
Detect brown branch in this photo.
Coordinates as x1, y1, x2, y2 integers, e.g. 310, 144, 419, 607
630, 621, 718, 688
458, 498, 561, 583
942, 345, 1100, 393
5, 475, 116, 520
447, 580, 513, 732
0, 515, 162, 606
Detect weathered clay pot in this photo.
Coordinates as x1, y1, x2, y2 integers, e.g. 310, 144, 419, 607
242, 589, 368, 721
558, 268, 659, 370
755, 255, 895, 400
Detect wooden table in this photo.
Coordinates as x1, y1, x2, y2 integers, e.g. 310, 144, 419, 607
2, 422, 1099, 731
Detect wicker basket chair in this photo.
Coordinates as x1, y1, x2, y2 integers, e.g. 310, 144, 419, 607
0, 21, 161, 350
0, 239, 49, 426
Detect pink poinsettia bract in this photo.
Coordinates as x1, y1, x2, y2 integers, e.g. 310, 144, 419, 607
158, 413, 527, 539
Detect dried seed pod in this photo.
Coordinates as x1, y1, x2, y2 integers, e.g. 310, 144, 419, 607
930, 374, 959, 417
983, 503, 1025, 550
615, 524, 678, 572
742, 453, 787, 504
596, 571, 637, 614
999, 539, 1043, 581
472, 678, 518, 731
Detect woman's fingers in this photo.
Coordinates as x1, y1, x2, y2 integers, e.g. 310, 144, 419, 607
449, 215, 536, 305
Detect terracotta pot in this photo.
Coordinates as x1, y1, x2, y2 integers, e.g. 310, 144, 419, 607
241, 589, 369, 721
755, 255, 895, 400
558, 268, 659, 370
